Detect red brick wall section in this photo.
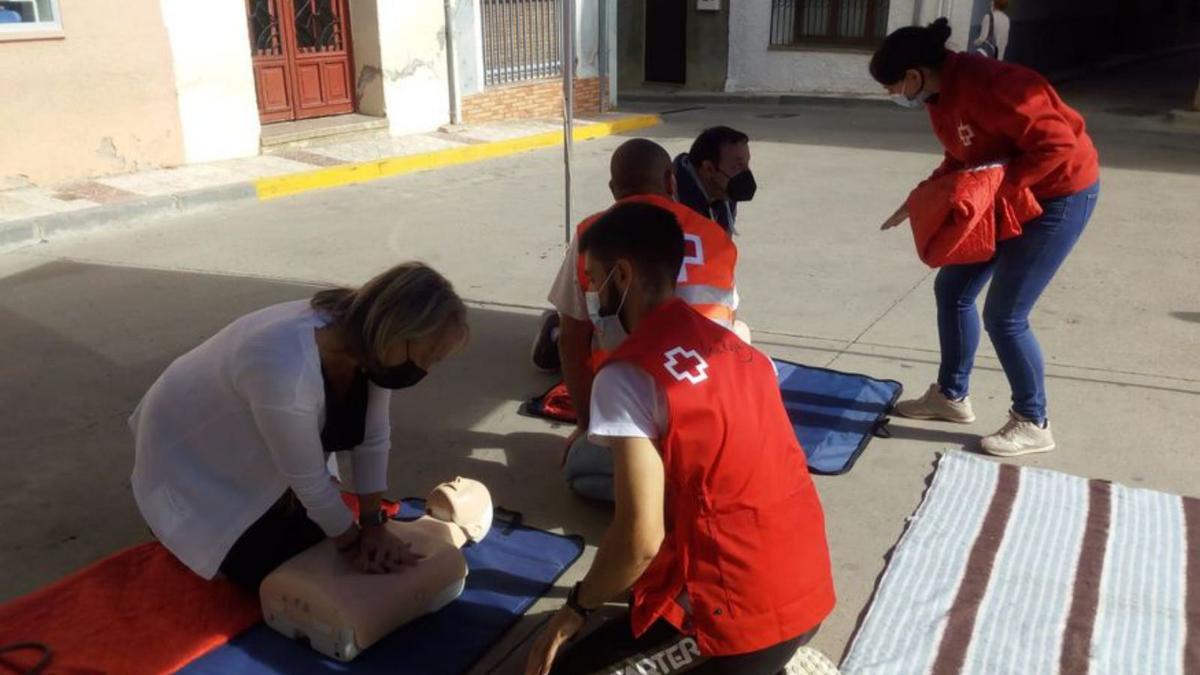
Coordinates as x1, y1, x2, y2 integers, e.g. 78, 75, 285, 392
462, 77, 607, 124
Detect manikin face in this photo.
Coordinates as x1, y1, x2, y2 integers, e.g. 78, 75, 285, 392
426, 477, 494, 543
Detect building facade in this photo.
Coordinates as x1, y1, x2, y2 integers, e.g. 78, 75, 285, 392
617, 0, 1200, 97
618, 0, 976, 97
0, 0, 615, 184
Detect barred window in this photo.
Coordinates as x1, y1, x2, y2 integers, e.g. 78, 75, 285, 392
481, 0, 564, 87
770, 0, 890, 49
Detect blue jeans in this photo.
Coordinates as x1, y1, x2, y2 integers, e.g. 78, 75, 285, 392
935, 181, 1099, 424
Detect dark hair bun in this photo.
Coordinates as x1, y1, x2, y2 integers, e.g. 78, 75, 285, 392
869, 16, 953, 85
929, 17, 952, 42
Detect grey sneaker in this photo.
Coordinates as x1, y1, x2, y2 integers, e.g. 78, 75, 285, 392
894, 383, 976, 423
981, 411, 1056, 457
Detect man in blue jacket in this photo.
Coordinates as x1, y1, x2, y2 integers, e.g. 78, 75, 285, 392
672, 126, 755, 234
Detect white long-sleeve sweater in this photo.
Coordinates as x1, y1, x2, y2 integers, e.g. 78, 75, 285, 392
129, 300, 391, 578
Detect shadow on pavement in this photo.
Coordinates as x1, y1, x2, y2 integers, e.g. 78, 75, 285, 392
1171, 311, 1200, 324
881, 422, 981, 450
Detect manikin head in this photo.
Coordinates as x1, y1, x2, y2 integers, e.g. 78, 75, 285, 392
425, 477, 494, 544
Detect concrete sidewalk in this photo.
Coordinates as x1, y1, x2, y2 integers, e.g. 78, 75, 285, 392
0, 113, 659, 249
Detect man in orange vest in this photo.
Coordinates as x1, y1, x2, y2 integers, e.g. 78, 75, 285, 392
524, 203, 834, 675
543, 138, 744, 501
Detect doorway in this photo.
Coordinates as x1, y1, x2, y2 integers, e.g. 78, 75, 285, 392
246, 0, 355, 124
644, 0, 687, 84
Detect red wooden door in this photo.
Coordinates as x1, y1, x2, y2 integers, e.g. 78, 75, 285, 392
247, 0, 354, 124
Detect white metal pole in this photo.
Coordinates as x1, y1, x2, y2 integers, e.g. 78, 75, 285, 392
444, 0, 462, 124
562, 0, 575, 244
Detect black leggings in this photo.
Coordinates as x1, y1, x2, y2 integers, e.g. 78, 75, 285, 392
551, 611, 817, 675
218, 490, 325, 592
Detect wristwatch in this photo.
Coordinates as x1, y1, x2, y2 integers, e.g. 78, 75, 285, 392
565, 582, 595, 619
361, 509, 388, 527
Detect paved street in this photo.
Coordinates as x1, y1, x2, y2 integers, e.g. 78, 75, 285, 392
1, 53, 1197, 671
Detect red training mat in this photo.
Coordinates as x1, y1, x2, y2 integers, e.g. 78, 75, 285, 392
0, 494, 398, 674
0, 542, 260, 675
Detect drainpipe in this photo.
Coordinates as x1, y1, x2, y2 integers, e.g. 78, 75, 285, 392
597, 0, 607, 111
562, 0, 575, 244
443, 0, 462, 125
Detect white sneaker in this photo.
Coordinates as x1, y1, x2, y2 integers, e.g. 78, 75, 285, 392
784, 646, 841, 675
893, 383, 976, 423
981, 411, 1056, 457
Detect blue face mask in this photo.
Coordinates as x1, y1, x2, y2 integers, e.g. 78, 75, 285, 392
891, 70, 933, 109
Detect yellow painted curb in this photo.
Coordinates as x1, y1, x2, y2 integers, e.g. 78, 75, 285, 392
255, 114, 661, 201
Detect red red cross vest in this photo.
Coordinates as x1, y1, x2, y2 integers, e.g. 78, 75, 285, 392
605, 298, 836, 656
575, 194, 738, 368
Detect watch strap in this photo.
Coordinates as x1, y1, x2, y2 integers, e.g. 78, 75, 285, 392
566, 582, 594, 618
361, 509, 388, 527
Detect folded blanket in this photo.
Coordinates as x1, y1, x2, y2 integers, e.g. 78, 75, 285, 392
907, 164, 1043, 267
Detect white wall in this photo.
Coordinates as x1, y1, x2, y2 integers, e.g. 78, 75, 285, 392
378, 0, 452, 136
159, 0, 260, 163
605, 0, 618, 105
726, 0, 973, 96
453, 0, 484, 95
577, 0, 600, 78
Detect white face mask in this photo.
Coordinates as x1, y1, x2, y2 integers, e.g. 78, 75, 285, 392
891, 70, 933, 109
585, 267, 630, 352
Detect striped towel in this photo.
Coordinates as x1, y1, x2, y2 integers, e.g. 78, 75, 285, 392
841, 452, 1199, 675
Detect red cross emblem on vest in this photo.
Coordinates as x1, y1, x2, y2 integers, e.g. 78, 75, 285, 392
957, 121, 975, 147
663, 346, 709, 385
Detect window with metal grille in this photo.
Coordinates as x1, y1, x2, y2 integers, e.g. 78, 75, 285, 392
769, 0, 890, 49
481, 0, 564, 86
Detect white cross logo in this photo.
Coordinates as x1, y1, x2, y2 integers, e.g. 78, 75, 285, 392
678, 233, 703, 283
957, 121, 975, 147
663, 346, 709, 385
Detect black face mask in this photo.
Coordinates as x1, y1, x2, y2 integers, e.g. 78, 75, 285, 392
722, 169, 757, 202
365, 353, 427, 390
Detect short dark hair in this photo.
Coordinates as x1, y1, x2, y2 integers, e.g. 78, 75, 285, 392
578, 203, 684, 294
689, 126, 750, 169
869, 17, 953, 85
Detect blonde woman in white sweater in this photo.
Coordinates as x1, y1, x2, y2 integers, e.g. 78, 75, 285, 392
130, 262, 468, 590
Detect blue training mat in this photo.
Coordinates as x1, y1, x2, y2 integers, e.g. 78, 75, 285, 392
181, 500, 584, 675
773, 359, 902, 475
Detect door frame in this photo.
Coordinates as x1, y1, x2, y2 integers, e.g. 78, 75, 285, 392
247, 0, 357, 124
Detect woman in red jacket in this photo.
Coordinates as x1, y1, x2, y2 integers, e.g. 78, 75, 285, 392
873, 19, 1100, 457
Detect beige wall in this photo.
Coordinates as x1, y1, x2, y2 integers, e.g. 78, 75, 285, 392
0, 0, 184, 184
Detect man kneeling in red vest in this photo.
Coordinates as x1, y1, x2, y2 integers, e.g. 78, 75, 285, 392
524, 203, 835, 675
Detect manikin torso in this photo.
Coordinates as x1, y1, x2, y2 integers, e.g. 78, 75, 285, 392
260, 478, 493, 661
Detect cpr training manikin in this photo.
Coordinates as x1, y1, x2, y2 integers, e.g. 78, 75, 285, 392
259, 477, 494, 661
